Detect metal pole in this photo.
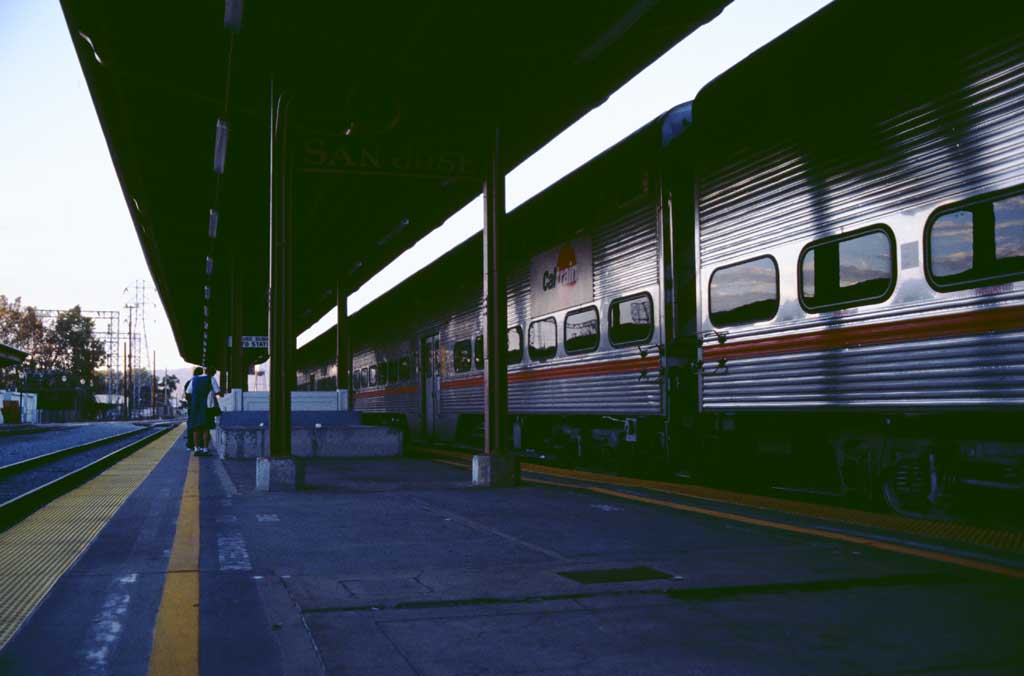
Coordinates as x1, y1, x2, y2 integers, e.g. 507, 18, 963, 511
122, 341, 128, 419
268, 83, 292, 459
476, 124, 516, 486
230, 255, 246, 392
127, 307, 133, 419
335, 280, 350, 394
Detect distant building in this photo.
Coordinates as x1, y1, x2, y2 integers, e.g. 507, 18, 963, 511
1, 344, 33, 423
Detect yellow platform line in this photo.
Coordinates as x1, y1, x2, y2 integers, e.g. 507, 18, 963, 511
148, 454, 199, 676
0, 425, 182, 650
525, 476, 1024, 580
426, 453, 1024, 579
417, 447, 1024, 556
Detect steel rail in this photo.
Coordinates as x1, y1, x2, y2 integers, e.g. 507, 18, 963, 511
0, 424, 176, 532
0, 426, 164, 478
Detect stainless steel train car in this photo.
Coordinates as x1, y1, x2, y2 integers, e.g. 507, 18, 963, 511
689, 0, 1024, 513
298, 0, 1024, 515
299, 110, 690, 472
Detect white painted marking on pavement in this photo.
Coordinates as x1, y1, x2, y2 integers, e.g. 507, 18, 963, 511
80, 573, 138, 673
256, 514, 279, 523
217, 532, 252, 571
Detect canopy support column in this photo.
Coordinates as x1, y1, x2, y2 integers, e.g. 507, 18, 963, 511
336, 281, 350, 407
259, 85, 302, 490
229, 254, 246, 392
473, 126, 519, 487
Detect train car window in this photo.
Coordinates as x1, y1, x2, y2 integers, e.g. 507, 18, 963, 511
507, 327, 523, 363
369, 364, 378, 387
528, 318, 557, 361
708, 257, 778, 327
565, 306, 600, 353
609, 293, 653, 346
398, 356, 411, 381
800, 226, 895, 311
926, 189, 1024, 290
379, 360, 388, 386
474, 335, 484, 369
453, 339, 473, 373
388, 360, 398, 383
360, 367, 368, 389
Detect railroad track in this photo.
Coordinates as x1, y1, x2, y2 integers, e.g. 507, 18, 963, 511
0, 424, 176, 532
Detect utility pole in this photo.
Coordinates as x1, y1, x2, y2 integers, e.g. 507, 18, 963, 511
151, 350, 156, 418
126, 304, 134, 419
122, 342, 128, 419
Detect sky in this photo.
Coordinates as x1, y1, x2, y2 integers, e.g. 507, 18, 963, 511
0, 0, 833, 372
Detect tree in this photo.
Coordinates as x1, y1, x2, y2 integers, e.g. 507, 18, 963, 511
154, 374, 179, 410
35, 307, 106, 389
0, 300, 106, 392
161, 374, 180, 396
0, 296, 44, 389
0, 295, 45, 353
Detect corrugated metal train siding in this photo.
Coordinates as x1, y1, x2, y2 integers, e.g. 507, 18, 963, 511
699, 39, 1024, 411
440, 202, 663, 417
699, 41, 1024, 264
703, 329, 1024, 409
356, 390, 419, 416
592, 205, 662, 300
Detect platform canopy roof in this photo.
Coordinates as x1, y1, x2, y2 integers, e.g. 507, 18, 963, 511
62, 0, 731, 365
0, 343, 28, 369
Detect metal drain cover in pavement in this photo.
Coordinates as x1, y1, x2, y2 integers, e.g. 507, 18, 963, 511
558, 566, 673, 584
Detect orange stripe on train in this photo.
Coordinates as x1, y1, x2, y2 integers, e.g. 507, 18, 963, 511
440, 355, 661, 389
702, 305, 1024, 362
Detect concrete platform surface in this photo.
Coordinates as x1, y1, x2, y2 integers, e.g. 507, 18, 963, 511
1, 431, 1023, 674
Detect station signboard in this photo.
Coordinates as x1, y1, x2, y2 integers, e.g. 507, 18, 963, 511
241, 335, 269, 349
300, 135, 478, 181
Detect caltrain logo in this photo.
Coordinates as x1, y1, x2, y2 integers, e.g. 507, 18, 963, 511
542, 244, 579, 291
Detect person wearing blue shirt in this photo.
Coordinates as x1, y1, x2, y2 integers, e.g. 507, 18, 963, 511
184, 367, 220, 456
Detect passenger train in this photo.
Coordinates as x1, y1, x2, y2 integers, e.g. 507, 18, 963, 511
297, 0, 1024, 516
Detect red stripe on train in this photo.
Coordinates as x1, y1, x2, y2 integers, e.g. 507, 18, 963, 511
702, 305, 1024, 361
440, 355, 661, 390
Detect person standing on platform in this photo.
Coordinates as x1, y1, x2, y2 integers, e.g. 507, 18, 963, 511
183, 372, 195, 451
184, 366, 220, 456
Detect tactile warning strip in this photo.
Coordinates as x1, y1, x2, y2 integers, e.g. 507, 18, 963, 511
419, 447, 1024, 557
0, 425, 181, 650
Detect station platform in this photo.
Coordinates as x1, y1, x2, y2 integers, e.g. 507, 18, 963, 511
1, 429, 1023, 674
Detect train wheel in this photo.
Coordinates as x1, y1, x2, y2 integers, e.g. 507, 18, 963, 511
881, 454, 944, 518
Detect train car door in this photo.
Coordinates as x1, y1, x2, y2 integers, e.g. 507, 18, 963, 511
420, 333, 440, 438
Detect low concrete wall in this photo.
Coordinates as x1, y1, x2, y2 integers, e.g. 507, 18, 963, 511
212, 410, 402, 459
220, 390, 349, 413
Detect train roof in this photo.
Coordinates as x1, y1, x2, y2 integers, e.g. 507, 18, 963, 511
693, 0, 1022, 155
